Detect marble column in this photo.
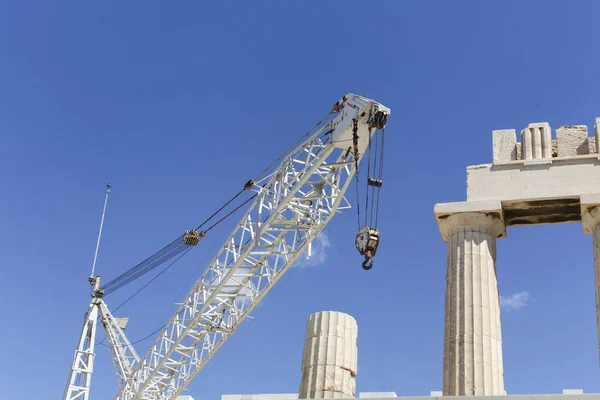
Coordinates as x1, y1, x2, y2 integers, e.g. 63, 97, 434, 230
299, 311, 358, 399
581, 194, 600, 365
435, 201, 506, 396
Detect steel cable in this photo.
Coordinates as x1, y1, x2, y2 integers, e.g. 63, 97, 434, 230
95, 112, 335, 348
375, 128, 385, 228
370, 129, 380, 227
254, 111, 334, 181
101, 238, 187, 295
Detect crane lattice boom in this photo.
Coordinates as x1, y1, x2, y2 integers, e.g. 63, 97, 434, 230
99, 300, 141, 392
119, 93, 390, 399
62, 93, 390, 400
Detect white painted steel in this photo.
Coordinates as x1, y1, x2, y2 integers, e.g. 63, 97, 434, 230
63, 299, 100, 400
99, 300, 141, 392
112, 94, 390, 400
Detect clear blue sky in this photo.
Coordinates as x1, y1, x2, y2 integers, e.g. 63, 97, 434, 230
1, 1, 599, 399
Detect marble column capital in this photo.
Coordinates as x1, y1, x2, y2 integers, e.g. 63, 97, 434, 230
581, 193, 600, 234
434, 199, 506, 242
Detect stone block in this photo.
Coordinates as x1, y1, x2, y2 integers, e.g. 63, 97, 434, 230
467, 157, 600, 205
359, 393, 398, 398
556, 125, 589, 156
596, 118, 600, 155
516, 142, 522, 160
434, 200, 505, 241
589, 137, 597, 154
301, 336, 357, 374
304, 312, 357, 340
563, 390, 584, 395
492, 129, 517, 163
521, 122, 552, 159
299, 366, 355, 398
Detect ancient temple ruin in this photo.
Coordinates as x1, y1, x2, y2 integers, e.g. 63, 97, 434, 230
434, 119, 600, 396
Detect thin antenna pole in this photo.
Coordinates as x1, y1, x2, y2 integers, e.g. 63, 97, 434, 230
89, 183, 111, 283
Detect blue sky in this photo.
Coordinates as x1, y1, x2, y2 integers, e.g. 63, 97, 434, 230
1, 0, 600, 399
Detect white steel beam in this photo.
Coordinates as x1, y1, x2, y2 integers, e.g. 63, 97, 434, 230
99, 300, 141, 392
63, 299, 100, 400
114, 94, 390, 400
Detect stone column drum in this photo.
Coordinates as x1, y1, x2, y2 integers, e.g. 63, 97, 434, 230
435, 205, 506, 396
298, 311, 358, 399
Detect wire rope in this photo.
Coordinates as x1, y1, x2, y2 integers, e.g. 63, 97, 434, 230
95, 112, 334, 348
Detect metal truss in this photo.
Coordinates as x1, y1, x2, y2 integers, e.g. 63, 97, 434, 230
99, 300, 141, 392
112, 94, 390, 400
63, 299, 100, 400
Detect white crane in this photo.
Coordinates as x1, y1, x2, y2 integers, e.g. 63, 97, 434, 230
63, 93, 391, 400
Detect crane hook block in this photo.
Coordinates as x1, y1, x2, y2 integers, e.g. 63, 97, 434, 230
183, 230, 205, 246
355, 226, 380, 270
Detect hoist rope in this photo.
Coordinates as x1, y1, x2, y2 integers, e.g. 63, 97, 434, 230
97, 215, 267, 348
100, 193, 257, 296
375, 127, 385, 228
352, 119, 362, 231
354, 171, 361, 231
355, 125, 385, 230
94, 110, 338, 349
370, 129, 380, 227
101, 239, 187, 295
203, 193, 258, 234
365, 128, 372, 228
111, 248, 193, 315
254, 111, 334, 181
95, 247, 193, 347
100, 111, 335, 297
194, 188, 247, 232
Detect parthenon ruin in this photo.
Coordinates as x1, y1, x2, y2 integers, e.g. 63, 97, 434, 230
434, 119, 600, 396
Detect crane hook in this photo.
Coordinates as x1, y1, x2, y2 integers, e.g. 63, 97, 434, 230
355, 227, 379, 271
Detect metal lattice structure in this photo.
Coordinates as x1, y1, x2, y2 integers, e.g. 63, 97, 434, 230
63, 94, 391, 400
63, 299, 100, 400
99, 300, 141, 392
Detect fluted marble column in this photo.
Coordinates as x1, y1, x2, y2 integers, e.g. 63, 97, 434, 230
435, 202, 506, 396
299, 311, 358, 399
581, 194, 600, 365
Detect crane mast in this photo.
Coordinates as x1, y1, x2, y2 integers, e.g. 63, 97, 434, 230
63, 94, 390, 400
63, 277, 103, 400
64, 182, 111, 400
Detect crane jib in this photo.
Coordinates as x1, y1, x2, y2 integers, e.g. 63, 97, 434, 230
62, 93, 390, 400
118, 93, 390, 400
